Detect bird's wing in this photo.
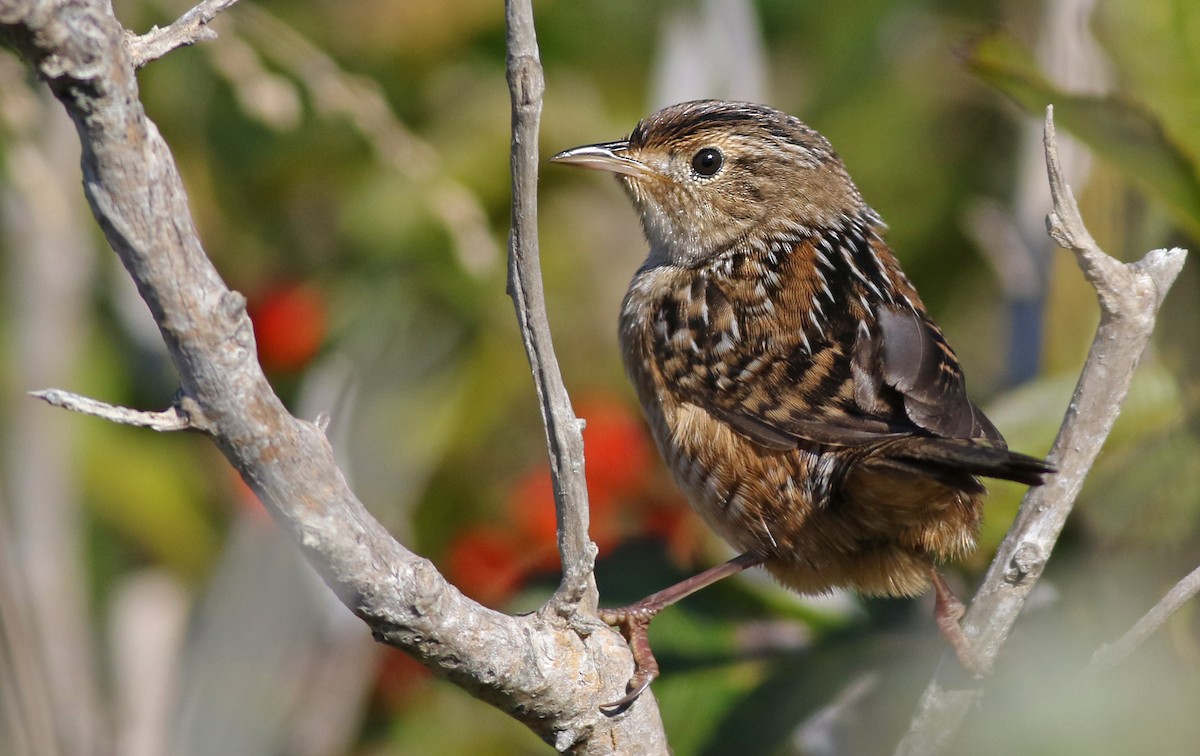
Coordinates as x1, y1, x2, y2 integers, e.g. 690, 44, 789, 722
851, 304, 1003, 444
649, 242, 1003, 450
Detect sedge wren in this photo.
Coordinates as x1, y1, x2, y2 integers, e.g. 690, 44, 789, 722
552, 100, 1053, 710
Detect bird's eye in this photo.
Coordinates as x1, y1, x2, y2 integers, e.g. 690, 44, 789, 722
691, 147, 723, 177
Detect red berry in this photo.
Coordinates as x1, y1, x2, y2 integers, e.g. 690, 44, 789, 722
248, 282, 327, 372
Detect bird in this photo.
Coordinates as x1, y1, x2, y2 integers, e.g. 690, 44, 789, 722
551, 100, 1053, 711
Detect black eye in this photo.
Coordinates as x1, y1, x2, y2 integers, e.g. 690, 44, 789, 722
691, 147, 723, 177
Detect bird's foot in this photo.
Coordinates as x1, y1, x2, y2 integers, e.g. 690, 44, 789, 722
597, 602, 663, 714
930, 569, 988, 676
596, 553, 762, 712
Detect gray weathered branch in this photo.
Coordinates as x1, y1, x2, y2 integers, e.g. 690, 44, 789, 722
503, 0, 599, 614
29, 389, 197, 432
125, 0, 241, 68
896, 107, 1188, 754
2, 0, 649, 751
501, 2, 668, 748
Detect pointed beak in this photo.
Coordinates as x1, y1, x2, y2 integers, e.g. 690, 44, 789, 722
550, 140, 655, 178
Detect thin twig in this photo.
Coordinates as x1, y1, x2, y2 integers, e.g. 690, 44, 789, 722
896, 106, 1188, 755
1089, 564, 1200, 671
126, 0, 242, 68
29, 389, 196, 432
503, 0, 598, 610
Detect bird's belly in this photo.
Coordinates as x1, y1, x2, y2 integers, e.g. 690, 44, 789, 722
654, 402, 980, 598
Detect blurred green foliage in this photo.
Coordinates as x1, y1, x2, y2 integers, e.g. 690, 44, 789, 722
2, 0, 1199, 753
967, 25, 1200, 238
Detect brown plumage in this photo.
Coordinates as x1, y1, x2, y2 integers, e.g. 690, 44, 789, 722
552, 100, 1052, 710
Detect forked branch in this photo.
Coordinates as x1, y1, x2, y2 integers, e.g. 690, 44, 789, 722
897, 107, 1187, 755
4, 0, 660, 752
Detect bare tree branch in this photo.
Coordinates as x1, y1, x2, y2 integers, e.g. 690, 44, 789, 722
2, 0, 656, 751
502, 2, 668, 746
1089, 564, 1200, 672
503, 0, 598, 613
896, 106, 1188, 755
125, 0, 241, 68
29, 389, 197, 432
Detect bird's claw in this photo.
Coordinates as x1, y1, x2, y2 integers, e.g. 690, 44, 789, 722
599, 668, 656, 715
598, 606, 662, 713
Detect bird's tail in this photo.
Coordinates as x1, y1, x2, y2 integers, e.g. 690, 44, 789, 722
878, 437, 1055, 488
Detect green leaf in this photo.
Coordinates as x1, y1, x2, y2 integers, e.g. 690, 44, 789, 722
967, 31, 1200, 240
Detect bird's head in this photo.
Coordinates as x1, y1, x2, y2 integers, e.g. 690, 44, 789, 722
552, 100, 876, 268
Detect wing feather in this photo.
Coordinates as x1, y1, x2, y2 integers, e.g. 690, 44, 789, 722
649, 234, 1004, 451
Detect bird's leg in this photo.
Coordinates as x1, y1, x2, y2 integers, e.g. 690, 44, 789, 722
598, 552, 762, 713
929, 568, 986, 675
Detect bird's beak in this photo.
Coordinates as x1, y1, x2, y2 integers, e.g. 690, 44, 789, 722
550, 140, 656, 178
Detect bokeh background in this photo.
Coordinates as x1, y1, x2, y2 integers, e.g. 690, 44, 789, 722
2, 0, 1199, 753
